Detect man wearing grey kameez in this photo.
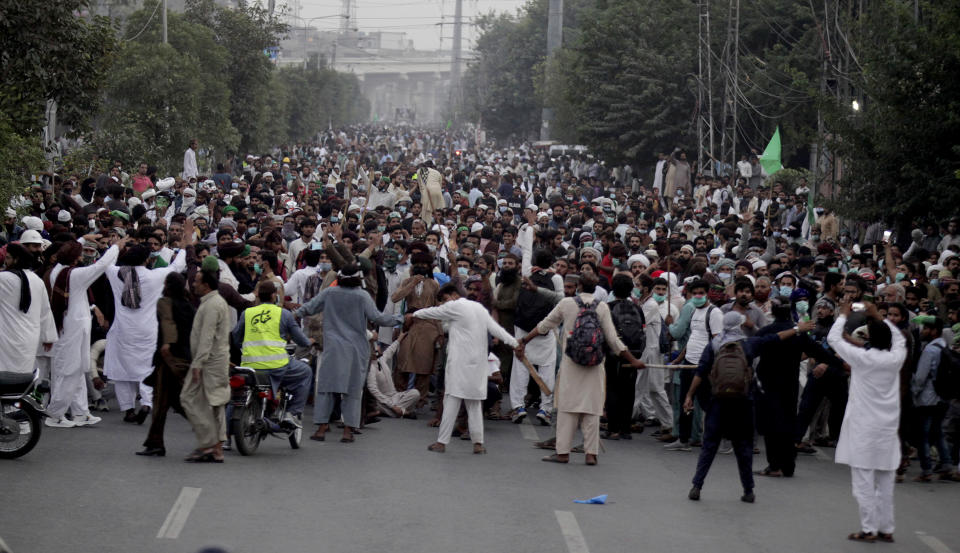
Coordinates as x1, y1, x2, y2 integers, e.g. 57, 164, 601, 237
295, 264, 402, 443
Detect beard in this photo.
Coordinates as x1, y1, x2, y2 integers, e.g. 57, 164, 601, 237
500, 268, 519, 284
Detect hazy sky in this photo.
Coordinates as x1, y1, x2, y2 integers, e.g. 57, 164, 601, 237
293, 0, 528, 52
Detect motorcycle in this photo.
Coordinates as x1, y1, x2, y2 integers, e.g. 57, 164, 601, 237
228, 366, 302, 455
0, 371, 48, 459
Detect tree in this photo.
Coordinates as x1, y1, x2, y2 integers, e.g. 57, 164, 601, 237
0, 0, 117, 135
0, 115, 45, 213
185, 0, 289, 152
461, 0, 588, 141
824, 0, 960, 227
93, 9, 239, 175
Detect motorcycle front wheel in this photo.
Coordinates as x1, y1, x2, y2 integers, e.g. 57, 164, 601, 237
230, 402, 262, 456
0, 404, 42, 459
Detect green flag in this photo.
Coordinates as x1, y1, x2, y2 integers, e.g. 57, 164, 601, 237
806, 186, 816, 227
759, 126, 782, 176
373, 113, 379, 122
446, 119, 453, 130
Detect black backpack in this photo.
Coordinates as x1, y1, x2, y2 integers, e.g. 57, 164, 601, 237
610, 299, 646, 356
933, 343, 960, 401
565, 297, 606, 366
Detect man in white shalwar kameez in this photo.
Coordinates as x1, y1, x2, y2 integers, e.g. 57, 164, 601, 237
827, 301, 906, 543
104, 242, 187, 422
412, 283, 520, 454
45, 237, 127, 428
0, 245, 57, 376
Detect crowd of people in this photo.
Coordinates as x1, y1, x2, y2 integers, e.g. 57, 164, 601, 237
3, 125, 960, 542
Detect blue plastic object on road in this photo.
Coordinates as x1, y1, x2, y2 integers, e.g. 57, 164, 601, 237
573, 494, 607, 504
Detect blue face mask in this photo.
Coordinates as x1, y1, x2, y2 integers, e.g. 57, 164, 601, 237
931, 279, 940, 287
795, 300, 809, 314
318, 262, 332, 272
895, 272, 906, 282
631, 288, 643, 299
457, 267, 469, 276
779, 285, 794, 297
653, 293, 666, 303
582, 241, 593, 249
691, 296, 707, 308
253, 263, 262, 275
827, 267, 839, 273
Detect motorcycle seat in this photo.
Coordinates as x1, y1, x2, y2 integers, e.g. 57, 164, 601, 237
0, 372, 34, 395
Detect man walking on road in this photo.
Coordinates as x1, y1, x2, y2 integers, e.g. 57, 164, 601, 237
520, 273, 646, 466
181, 267, 231, 463
684, 311, 815, 503
414, 283, 520, 454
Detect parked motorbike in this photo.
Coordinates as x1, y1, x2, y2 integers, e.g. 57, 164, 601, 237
228, 366, 302, 455
0, 371, 48, 459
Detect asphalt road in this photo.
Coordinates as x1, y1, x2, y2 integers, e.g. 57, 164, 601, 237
1, 400, 958, 553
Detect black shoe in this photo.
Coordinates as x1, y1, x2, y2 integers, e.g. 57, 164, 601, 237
620, 432, 633, 440
402, 412, 417, 420
688, 486, 701, 501
135, 446, 166, 457
741, 490, 755, 503
123, 409, 138, 423
135, 406, 151, 425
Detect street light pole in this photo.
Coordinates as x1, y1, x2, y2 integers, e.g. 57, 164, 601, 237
161, 0, 167, 44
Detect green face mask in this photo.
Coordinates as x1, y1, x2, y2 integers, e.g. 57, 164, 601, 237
828, 267, 839, 273
653, 293, 666, 303
253, 263, 262, 275
691, 296, 707, 308
895, 272, 906, 282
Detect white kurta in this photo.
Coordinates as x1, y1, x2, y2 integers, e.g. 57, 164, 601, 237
413, 297, 518, 400
49, 244, 120, 378
0, 271, 57, 374
828, 315, 906, 470
103, 253, 186, 382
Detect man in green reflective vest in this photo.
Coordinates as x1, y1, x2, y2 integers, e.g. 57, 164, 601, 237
232, 281, 314, 427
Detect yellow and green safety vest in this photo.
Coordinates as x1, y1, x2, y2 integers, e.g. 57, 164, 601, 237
240, 303, 287, 370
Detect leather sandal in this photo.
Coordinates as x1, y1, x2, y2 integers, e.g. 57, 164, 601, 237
847, 532, 876, 542
541, 454, 569, 463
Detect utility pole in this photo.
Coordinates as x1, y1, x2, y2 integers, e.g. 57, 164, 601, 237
539, 0, 563, 140
450, 0, 464, 123
696, 0, 714, 171
719, 0, 739, 176
161, 0, 168, 44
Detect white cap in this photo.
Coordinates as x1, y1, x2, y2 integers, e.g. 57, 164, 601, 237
5, 207, 16, 218
22, 216, 43, 231
141, 189, 157, 201
156, 177, 176, 192
470, 222, 484, 232
127, 197, 142, 209
57, 210, 72, 223
19, 229, 43, 244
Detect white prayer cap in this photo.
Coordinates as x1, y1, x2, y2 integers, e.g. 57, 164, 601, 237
57, 210, 72, 223
127, 197, 142, 209
156, 177, 176, 192
141, 189, 157, 201
19, 229, 43, 244
627, 254, 650, 269
22, 216, 43, 231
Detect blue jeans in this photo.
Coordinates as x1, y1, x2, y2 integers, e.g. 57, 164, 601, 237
262, 359, 313, 417
917, 403, 953, 474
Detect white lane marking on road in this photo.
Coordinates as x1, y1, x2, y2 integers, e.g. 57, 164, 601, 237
0, 534, 12, 553
917, 531, 955, 553
519, 420, 540, 440
555, 510, 590, 553
157, 487, 202, 539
